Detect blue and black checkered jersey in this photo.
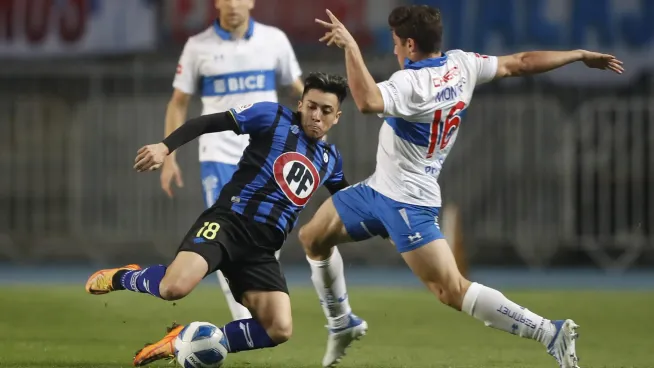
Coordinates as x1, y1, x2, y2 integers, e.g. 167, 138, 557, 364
215, 101, 346, 237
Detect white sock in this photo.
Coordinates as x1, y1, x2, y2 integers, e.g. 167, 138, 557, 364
307, 247, 352, 329
462, 282, 555, 346
216, 271, 252, 320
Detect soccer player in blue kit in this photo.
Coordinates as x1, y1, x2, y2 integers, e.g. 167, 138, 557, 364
300, 5, 624, 368
84, 73, 350, 366
161, 0, 304, 322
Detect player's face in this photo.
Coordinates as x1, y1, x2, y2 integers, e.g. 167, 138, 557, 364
297, 89, 341, 140
215, 0, 254, 29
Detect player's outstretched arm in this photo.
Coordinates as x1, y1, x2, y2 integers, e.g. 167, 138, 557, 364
495, 50, 624, 79
316, 9, 384, 114
133, 112, 238, 172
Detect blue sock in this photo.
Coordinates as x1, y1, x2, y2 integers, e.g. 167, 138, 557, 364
219, 319, 277, 353
119, 265, 166, 298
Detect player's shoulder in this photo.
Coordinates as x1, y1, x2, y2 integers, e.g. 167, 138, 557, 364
183, 26, 216, 48
444, 49, 476, 62
446, 49, 493, 63
388, 68, 420, 82
233, 101, 282, 116
252, 21, 289, 41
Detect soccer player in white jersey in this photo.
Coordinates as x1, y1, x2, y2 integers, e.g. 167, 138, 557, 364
299, 5, 624, 368
160, 0, 303, 322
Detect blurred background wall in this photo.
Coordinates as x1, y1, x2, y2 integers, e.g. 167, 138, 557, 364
0, 0, 652, 272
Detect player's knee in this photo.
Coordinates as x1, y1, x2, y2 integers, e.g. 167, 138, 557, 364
436, 277, 471, 311
298, 225, 321, 255
158, 278, 193, 301
266, 320, 293, 344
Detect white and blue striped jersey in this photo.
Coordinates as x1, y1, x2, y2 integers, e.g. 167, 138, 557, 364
173, 19, 302, 164
369, 50, 498, 207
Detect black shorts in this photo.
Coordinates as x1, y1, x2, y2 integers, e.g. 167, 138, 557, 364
177, 208, 287, 303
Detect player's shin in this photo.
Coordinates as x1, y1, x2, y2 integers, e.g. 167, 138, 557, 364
114, 265, 167, 298
462, 282, 555, 346
219, 318, 278, 353
306, 247, 352, 329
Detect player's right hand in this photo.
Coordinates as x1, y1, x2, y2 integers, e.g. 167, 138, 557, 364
134, 143, 169, 173
160, 158, 184, 198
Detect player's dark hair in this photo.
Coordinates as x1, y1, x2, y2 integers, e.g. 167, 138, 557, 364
388, 5, 443, 54
302, 72, 348, 104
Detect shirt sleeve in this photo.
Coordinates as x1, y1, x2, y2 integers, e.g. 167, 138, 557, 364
229, 101, 280, 135
172, 39, 200, 95
275, 31, 302, 86
323, 151, 349, 195
463, 51, 499, 85
376, 70, 419, 118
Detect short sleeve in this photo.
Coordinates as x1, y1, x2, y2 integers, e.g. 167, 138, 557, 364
325, 152, 344, 186
229, 102, 280, 135
376, 70, 418, 118
172, 40, 200, 95
464, 52, 499, 85
275, 31, 302, 86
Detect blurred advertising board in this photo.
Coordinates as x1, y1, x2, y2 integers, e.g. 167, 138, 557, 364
0, 0, 157, 58
418, 0, 654, 85
160, 0, 399, 51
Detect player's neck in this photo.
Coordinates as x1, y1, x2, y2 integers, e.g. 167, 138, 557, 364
218, 17, 251, 39
409, 51, 444, 63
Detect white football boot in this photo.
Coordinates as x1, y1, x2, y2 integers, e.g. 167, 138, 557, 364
547, 319, 580, 368
322, 313, 368, 367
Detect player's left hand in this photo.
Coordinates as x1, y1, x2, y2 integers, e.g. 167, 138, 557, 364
580, 50, 624, 74
315, 9, 356, 49
134, 143, 169, 172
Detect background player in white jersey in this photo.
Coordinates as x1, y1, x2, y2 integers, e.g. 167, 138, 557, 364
160, 0, 303, 322
299, 5, 624, 368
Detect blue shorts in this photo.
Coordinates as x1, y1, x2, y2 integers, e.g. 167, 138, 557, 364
332, 182, 443, 253
200, 162, 238, 208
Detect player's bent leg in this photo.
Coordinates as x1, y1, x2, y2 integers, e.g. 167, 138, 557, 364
91, 251, 207, 301
234, 290, 293, 347
158, 251, 208, 300
299, 195, 371, 367
299, 197, 353, 259
400, 238, 470, 309
402, 239, 580, 368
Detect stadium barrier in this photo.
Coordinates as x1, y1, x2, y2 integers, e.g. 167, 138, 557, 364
0, 67, 651, 270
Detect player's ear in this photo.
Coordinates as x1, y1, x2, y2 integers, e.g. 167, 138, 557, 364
406, 38, 416, 54
248, 0, 255, 10
333, 110, 342, 125
297, 100, 303, 110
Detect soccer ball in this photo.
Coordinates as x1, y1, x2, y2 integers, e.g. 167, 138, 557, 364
175, 322, 228, 368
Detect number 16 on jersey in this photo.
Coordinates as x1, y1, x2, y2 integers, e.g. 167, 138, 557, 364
427, 101, 466, 159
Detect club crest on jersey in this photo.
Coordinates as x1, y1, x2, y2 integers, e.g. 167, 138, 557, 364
273, 152, 320, 206
234, 103, 253, 113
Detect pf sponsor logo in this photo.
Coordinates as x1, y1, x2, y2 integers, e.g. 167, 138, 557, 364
273, 152, 320, 206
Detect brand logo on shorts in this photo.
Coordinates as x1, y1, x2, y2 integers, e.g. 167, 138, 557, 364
273, 152, 320, 206
408, 232, 422, 244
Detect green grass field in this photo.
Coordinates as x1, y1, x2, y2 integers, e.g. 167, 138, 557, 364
0, 286, 650, 367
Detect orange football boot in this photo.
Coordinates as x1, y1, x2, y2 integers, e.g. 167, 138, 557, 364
85, 264, 141, 295
133, 323, 185, 367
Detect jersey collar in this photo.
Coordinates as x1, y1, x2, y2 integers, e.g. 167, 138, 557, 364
213, 18, 255, 40
403, 53, 448, 70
